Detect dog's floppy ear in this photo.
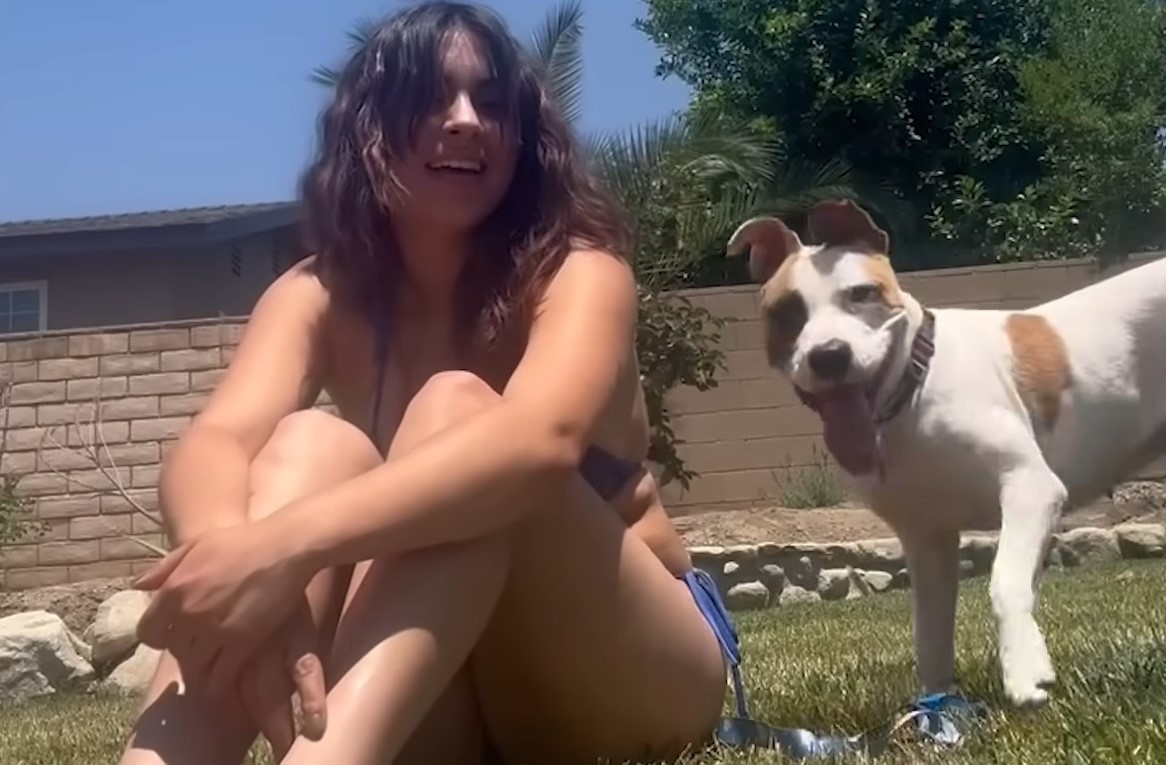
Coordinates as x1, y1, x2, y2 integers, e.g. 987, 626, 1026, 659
726, 216, 803, 284
808, 199, 889, 254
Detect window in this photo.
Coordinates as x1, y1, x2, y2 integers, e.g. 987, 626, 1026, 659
0, 282, 47, 335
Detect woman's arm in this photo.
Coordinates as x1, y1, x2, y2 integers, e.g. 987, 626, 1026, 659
159, 261, 330, 545
272, 249, 638, 570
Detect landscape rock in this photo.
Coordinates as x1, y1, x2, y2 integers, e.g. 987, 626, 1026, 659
103, 643, 162, 695
850, 539, 904, 571
1111, 482, 1166, 514
760, 564, 785, 591
817, 568, 855, 601
960, 536, 997, 576
859, 570, 894, 593
0, 610, 94, 704
1113, 523, 1166, 558
779, 586, 821, 606
687, 521, 1165, 613
690, 546, 729, 571
725, 581, 770, 610
86, 589, 151, 668
781, 555, 818, 590
1058, 527, 1121, 565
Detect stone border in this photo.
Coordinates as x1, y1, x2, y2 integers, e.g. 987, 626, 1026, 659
690, 523, 1166, 610
1, 523, 1164, 705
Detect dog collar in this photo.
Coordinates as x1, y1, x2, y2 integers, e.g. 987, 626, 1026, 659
874, 307, 936, 425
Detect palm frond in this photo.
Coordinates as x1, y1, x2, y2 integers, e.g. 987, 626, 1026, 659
527, 0, 585, 127
594, 112, 782, 217
589, 113, 788, 289
310, 65, 342, 88
346, 17, 377, 48
311, 16, 378, 89
667, 111, 783, 186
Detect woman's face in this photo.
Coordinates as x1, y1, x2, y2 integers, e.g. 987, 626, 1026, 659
388, 30, 520, 234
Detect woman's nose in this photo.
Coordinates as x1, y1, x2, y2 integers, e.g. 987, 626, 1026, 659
443, 92, 483, 136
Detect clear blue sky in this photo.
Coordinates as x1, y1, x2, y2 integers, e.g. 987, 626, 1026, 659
0, 0, 690, 223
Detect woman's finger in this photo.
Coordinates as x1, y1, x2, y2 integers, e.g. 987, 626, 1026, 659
132, 542, 194, 591
250, 656, 296, 759
284, 608, 327, 741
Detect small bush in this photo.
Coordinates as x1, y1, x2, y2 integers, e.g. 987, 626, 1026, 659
0, 383, 48, 557
637, 286, 726, 490
774, 445, 848, 509
0, 474, 44, 550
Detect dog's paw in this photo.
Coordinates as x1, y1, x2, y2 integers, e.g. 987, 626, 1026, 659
1030, 648, 1057, 689
1005, 680, 1050, 709
1000, 620, 1056, 708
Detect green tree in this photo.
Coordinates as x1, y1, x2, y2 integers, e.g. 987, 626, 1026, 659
638, 0, 1166, 269
928, 0, 1166, 265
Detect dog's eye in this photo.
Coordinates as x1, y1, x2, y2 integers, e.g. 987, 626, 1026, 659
846, 284, 881, 304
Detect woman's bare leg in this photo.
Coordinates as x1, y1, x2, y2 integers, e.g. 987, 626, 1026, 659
279, 372, 727, 765
474, 473, 727, 765
281, 373, 508, 765
118, 411, 381, 765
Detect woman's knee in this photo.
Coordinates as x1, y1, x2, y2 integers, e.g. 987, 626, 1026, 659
395, 372, 500, 449
415, 371, 499, 415
249, 410, 382, 515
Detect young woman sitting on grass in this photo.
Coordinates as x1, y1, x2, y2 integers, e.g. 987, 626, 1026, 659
117, 3, 736, 764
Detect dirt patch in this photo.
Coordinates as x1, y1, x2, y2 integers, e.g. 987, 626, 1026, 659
674, 505, 894, 546
674, 481, 1166, 547
0, 576, 132, 636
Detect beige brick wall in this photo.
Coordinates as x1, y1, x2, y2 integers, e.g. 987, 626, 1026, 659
0, 321, 248, 589
1, 253, 1162, 587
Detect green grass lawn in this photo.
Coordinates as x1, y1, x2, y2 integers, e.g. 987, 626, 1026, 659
2, 560, 1164, 764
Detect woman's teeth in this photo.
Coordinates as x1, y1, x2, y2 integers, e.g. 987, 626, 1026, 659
428, 160, 483, 173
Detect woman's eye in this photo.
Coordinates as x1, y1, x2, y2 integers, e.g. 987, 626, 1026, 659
846, 284, 881, 303
475, 92, 505, 115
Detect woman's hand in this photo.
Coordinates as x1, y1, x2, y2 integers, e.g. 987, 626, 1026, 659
133, 517, 315, 695
236, 600, 329, 758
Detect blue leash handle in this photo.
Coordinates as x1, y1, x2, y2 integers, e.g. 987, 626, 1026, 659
684, 568, 987, 759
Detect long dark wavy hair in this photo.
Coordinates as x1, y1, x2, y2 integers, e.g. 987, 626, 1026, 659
298, 1, 630, 349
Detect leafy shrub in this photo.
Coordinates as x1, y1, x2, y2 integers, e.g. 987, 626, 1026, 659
774, 445, 848, 509
636, 286, 725, 489
0, 383, 48, 558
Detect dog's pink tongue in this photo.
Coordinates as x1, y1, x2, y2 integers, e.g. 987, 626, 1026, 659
817, 385, 879, 476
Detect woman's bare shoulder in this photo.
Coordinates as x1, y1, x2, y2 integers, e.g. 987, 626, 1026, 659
268, 255, 331, 302
543, 247, 635, 305
192, 255, 338, 449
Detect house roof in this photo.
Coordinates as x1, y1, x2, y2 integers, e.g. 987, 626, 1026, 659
0, 202, 300, 259
0, 202, 298, 238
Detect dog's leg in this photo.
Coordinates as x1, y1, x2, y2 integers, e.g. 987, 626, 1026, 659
992, 455, 1065, 707
900, 528, 961, 695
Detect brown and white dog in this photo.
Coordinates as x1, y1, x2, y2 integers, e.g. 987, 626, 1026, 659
726, 199, 1166, 708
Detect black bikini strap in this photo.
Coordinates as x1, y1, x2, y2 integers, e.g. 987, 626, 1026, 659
369, 298, 389, 452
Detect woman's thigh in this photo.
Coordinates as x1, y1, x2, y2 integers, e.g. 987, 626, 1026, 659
120, 409, 382, 765
473, 477, 729, 765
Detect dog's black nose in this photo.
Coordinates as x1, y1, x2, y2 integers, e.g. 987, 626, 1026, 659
807, 340, 853, 380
